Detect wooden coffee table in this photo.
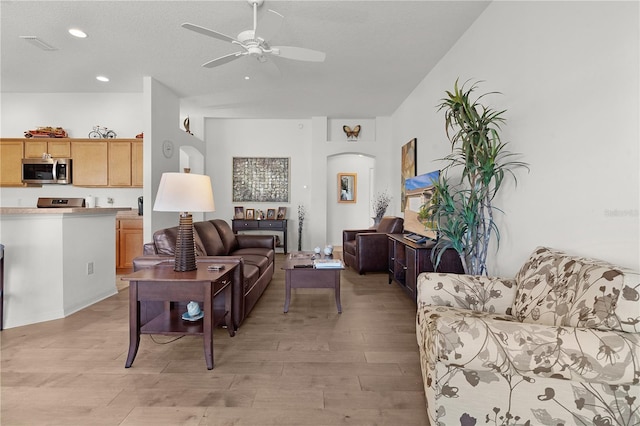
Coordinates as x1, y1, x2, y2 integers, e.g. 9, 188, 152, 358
281, 252, 343, 313
122, 262, 236, 370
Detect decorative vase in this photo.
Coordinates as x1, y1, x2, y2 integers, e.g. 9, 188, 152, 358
372, 215, 383, 227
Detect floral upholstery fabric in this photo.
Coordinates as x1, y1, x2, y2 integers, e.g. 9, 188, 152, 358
416, 247, 640, 425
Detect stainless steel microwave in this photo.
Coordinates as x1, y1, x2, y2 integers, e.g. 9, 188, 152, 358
22, 158, 72, 184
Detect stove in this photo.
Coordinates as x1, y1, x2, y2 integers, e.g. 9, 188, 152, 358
37, 197, 86, 208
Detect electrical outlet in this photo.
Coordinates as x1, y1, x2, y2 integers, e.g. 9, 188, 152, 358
87, 262, 94, 275
107, 197, 114, 205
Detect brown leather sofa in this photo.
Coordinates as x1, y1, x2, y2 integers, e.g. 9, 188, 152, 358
342, 216, 404, 274
133, 219, 275, 329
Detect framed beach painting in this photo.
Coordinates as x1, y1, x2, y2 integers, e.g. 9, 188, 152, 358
401, 138, 417, 211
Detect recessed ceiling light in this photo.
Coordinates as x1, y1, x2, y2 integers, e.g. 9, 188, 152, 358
68, 28, 87, 38
96, 75, 109, 82
244, 76, 250, 80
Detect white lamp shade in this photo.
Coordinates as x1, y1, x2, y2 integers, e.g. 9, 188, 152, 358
153, 172, 215, 212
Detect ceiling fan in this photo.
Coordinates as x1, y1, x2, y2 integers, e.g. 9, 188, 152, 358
181, 0, 326, 69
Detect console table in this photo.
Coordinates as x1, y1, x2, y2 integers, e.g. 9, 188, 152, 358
232, 219, 288, 254
122, 262, 237, 370
388, 234, 464, 302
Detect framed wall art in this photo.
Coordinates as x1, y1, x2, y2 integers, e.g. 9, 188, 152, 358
338, 173, 357, 203
401, 138, 417, 211
232, 157, 290, 202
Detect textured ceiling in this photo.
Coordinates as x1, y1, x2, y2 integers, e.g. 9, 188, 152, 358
1, 1, 490, 118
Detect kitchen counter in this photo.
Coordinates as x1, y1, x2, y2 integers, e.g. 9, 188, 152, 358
0, 207, 132, 215
0, 207, 130, 328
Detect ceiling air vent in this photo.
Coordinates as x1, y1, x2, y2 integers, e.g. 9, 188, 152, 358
19, 36, 57, 51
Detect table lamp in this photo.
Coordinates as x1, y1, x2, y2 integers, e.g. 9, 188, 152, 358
153, 171, 215, 271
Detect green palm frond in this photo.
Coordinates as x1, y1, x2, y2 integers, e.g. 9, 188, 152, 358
426, 79, 529, 275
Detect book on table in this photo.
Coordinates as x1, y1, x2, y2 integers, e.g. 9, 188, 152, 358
313, 259, 344, 269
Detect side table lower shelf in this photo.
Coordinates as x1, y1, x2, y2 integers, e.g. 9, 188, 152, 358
140, 306, 230, 336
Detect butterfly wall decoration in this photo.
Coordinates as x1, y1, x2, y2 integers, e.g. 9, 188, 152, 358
343, 125, 361, 140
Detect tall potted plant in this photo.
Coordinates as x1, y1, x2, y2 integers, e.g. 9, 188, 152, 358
425, 79, 528, 275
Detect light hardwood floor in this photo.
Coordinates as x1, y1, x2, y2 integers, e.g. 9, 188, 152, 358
1, 255, 429, 425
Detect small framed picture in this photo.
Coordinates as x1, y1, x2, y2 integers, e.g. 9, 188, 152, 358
267, 208, 276, 219
234, 206, 244, 220
245, 208, 255, 220
277, 207, 287, 219
338, 173, 357, 203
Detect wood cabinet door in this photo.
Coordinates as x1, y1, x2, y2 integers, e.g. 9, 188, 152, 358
24, 140, 71, 158
117, 219, 143, 269
0, 140, 24, 186
47, 140, 71, 158
131, 140, 143, 187
24, 140, 48, 158
71, 141, 108, 186
108, 141, 132, 186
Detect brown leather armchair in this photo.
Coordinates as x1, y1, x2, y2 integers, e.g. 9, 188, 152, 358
342, 216, 404, 274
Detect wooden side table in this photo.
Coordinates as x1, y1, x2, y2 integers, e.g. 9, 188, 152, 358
232, 219, 288, 253
281, 252, 343, 314
122, 262, 237, 370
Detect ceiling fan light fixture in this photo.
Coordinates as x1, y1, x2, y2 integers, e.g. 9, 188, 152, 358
19, 36, 57, 51
68, 28, 87, 38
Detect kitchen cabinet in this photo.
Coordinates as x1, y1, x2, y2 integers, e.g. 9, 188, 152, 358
116, 214, 143, 272
109, 141, 133, 186
71, 140, 109, 186
388, 234, 464, 302
71, 139, 142, 187
24, 139, 71, 158
132, 140, 143, 187
0, 139, 24, 186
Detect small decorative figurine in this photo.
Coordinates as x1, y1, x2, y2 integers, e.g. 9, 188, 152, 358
343, 125, 361, 141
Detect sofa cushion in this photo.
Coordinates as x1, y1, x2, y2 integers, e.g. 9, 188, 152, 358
232, 247, 275, 264
512, 246, 639, 332
243, 263, 260, 293
212, 219, 239, 254
193, 221, 227, 256
152, 225, 206, 256
233, 252, 270, 276
343, 239, 357, 256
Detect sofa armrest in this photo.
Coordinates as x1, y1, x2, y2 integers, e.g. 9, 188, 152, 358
143, 242, 158, 255
236, 234, 276, 250
417, 272, 516, 315
418, 304, 640, 385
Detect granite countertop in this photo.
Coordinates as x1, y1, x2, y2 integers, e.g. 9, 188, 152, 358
0, 207, 133, 215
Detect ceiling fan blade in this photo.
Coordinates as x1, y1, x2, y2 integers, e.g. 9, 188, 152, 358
271, 46, 326, 62
181, 23, 237, 44
202, 52, 244, 68
255, 9, 283, 41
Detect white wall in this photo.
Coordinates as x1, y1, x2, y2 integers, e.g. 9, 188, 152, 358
205, 117, 395, 251
392, 1, 639, 275
0, 92, 144, 209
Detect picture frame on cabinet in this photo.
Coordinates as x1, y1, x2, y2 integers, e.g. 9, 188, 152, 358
267, 209, 276, 220
245, 209, 255, 220
277, 207, 287, 219
234, 206, 244, 220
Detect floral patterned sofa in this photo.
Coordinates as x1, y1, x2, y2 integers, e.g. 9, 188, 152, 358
416, 246, 640, 425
